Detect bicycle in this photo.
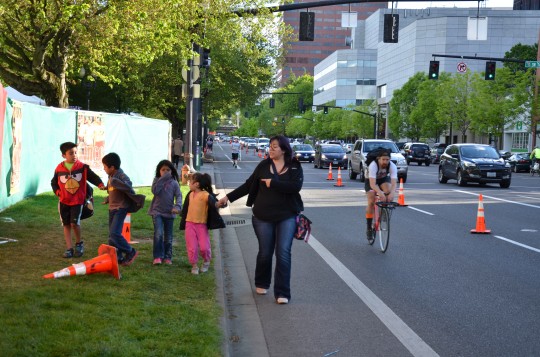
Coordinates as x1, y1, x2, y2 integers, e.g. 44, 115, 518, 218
368, 197, 399, 253
531, 160, 540, 176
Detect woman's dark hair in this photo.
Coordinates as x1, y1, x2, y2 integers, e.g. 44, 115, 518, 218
191, 172, 215, 196
102, 152, 121, 169
269, 135, 296, 166
155, 160, 179, 181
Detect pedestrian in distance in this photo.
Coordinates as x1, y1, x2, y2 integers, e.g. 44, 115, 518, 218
216, 135, 304, 304
364, 148, 397, 243
172, 135, 183, 169
231, 137, 241, 168
180, 172, 225, 274
148, 160, 182, 265
51, 142, 106, 258
102, 152, 146, 266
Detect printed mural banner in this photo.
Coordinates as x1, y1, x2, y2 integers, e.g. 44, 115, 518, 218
0, 83, 6, 174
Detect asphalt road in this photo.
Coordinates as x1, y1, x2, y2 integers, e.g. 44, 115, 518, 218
211, 142, 540, 357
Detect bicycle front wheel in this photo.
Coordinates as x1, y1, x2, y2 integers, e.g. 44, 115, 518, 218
378, 209, 390, 252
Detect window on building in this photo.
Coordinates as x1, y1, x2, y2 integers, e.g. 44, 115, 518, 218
337, 60, 347, 67
377, 85, 387, 99
511, 132, 529, 150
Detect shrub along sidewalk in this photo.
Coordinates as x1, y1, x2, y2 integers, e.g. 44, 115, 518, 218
0, 187, 222, 357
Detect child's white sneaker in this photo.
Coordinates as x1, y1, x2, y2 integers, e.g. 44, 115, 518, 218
191, 265, 199, 275
201, 261, 210, 273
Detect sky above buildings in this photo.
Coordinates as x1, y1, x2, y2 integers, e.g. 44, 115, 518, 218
390, 0, 513, 9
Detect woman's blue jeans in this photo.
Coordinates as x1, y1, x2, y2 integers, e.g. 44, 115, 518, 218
152, 215, 174, 260
251, 215, 296, 300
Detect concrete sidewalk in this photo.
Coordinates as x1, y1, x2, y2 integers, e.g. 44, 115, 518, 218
198, 158, 269, 357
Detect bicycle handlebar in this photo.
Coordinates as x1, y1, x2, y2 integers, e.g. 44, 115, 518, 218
375, 201, 399, 208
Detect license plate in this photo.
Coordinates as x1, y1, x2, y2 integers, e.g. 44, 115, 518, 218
487, 172, 496, 177
304, 155, 309, 158
333, 161, 338, 164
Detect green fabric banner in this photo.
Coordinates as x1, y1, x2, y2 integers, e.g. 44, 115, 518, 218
1, 99, 171, 211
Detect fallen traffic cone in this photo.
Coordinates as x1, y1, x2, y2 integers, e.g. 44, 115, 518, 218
334, 166, 344, 187
397, 178, 408, 206
43, 244, 121, 280
471, 194, 491, 234
326, 163, 334, 180
122, 213, 131, 243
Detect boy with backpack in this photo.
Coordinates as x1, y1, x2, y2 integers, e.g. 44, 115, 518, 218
51, 142, 105, 258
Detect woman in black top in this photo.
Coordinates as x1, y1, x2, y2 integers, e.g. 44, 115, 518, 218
217, 135, 304, 304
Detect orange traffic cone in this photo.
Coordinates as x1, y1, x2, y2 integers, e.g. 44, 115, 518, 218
258, 150, 262, 158
43, 244, 121, 280
264, 152, 268, 159
334, 166, 344, 187
471, 194, 491, 234
397, 178, 407, 206
122, 213, 131, 243
326, 163, 334, 180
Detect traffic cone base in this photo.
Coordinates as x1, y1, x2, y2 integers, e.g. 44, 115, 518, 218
397, 178, 407, 206
334, 166, 344, 187
326, 163, 334, 180
471, 194, 491, 234
43, 244, 120, 280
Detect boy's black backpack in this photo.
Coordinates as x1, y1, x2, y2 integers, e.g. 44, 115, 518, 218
80, 183, 94, 220
365, 147, 391, 167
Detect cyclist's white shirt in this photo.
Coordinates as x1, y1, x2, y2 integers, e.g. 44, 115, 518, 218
368, 161, 398, 180
231, 142, 241, 153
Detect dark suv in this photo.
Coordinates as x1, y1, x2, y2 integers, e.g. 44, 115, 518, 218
438, 144, 511, 188
403, 143, 431, 166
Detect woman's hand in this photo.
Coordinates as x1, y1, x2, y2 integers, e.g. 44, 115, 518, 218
171, 208, 180, 214
260, 178, 271, 188
216, 196, 229, 208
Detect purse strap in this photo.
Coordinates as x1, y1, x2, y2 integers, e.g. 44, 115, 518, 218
270, 161, 279, 181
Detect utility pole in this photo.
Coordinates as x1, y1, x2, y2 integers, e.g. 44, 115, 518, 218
532, 29, 540, 149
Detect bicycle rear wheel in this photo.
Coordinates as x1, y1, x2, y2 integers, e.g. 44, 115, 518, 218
378, 209, 390, 252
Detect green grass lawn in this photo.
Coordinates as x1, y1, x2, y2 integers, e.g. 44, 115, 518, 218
0, 186, 222, 357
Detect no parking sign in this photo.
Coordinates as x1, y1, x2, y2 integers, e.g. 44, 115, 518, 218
457, 62, 467, 73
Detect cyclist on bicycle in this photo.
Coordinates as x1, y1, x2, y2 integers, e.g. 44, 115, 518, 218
365, 148, 397, 242
530, 145, 540, 168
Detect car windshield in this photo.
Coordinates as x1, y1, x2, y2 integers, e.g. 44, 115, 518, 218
460, 146, 500, 159
363, 142, 399, 153
323, 146, 345, 153
294, 145, 313, 151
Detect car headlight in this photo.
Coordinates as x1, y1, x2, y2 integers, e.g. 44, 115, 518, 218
505, 162, 511, 168
342, 154, 347, 160
321, 154, 327, 160
462, 161, 476, 168
397, 158, 406, 165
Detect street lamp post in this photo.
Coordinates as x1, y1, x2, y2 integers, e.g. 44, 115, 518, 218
79, 67, 95, 111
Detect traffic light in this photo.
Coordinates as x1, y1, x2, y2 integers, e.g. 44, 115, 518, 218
428, 61, 439, 80
269, 98, 275, 108
323, 106, 328, 114
299, 12, 315, 41
202, 48, 211, 68
485, 61, 496, 80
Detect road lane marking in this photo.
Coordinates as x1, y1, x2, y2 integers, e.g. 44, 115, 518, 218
454, 190, 540, 209
494, 235, 540, 253
308, 236, 440, 357
407, 206, 435, 215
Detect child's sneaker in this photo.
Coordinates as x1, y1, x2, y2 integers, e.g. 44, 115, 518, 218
74, 241, 84, 257
153, 258, 162, 265
191, 265, 199, 275
122, 249, 138, 266
63, 248, 74, 258
163, 259, 172, 265
201, 261, 210, 273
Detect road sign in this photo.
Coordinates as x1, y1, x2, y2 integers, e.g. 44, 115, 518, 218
457, 62, 467, 73
525, 61, 540, 68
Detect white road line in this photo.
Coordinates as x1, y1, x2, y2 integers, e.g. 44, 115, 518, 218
494, 235, 540, 253
454, 190, 540, 209
407, 206, 435, 216
308, 236, 440, 357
